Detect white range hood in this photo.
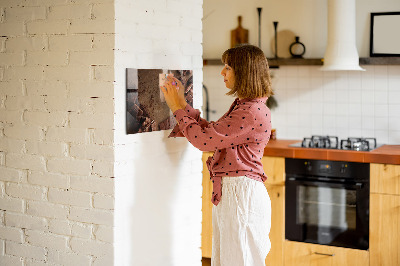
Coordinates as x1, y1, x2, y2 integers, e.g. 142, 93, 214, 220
320, 0, 365, 71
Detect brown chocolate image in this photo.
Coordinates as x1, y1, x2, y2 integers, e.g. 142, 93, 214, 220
126, 68, 193, 134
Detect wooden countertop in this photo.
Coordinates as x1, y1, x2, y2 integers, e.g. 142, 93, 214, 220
263, 139, 400, 165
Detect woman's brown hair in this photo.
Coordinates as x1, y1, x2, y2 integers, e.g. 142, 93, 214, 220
221, 44, 273, 99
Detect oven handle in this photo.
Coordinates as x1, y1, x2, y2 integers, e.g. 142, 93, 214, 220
286, 177, 364, 189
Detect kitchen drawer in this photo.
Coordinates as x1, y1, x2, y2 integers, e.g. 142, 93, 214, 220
284, 241, 369, 266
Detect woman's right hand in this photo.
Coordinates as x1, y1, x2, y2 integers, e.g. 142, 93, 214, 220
167, 75, 187, 109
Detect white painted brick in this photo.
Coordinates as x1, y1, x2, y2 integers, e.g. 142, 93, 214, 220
93, 252, 113, 266
22, 0, 69, 6
94, 225, 112, 243
49, 35, 93, 52
93, 194, 113, 210
48, 219, 71, 236
92, 3, 114, 20
70, 237, 113, 257
93, 65, 114, 82
47, 158, 92, 176
69, 207, 113, 226
3, 66, 44, 81
92, 160, 113, 177
43, 96, 81, 112
26, 141, 67, 157
28, 171, 69, 189
4, 125, 43, 141
0, 37, 5, 52
0, 255, 23, 266
69, 81, 114, 98
24, 111, 68, 127
181, 42, 202, 56
5, 212, 48, 231
69, 19, 114, 34
69, 113, 114, 129
48, 188, 91, 208
69, 50, 113, 66
24, 259, 48, 266
4, 6, 46, 22
25, 80, 68, 98
0, 22, 24, 36
4, 96, 46, 111
44, 66, 92, 82
89, 128, 113, 146
0, 81, 24, 96
92, 34, 114, 51
6, 183, 46, 201
27, 200, 69, 219
27, 21, 69, 35
6, 153, 46, 171
26, 51, 68, 66
46, 127, 88, 144
70, 144, 113, 161
78, 97, 115, 114
0, 110, 23, 124
6, 241, 46, 261
0, 211, 4, 226
0, 153, 5, 166
0, 226, 23, 243
47, 249, 91, 266
5, 36, 47, 52
0, 138, 25, 154
0, 197, 24, 213
70, 175, 113, 194
48, 4, 91, 20
71, 222, 92, 239
25, 229, 68, 251
0, 52, 24, 66
181, 15, 202, 30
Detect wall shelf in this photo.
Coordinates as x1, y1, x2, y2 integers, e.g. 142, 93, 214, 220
203, 57, 400, 67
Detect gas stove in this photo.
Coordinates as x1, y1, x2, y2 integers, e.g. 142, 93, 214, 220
289, 135, 381, 151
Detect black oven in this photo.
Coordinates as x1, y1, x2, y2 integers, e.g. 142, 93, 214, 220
285, 158, 369, 250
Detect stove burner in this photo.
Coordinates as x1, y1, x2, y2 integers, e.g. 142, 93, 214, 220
340, 137, 377, 151
301, 135, 339, 149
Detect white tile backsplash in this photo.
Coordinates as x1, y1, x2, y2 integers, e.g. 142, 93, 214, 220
203, 65, 400, 144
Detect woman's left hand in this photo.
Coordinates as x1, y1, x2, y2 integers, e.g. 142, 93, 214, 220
161, 77, 183, 113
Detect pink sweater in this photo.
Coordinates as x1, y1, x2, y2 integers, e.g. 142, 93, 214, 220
169, 97, 271, 205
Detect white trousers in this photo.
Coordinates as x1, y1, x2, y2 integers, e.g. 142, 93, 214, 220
212, 176, 271, 266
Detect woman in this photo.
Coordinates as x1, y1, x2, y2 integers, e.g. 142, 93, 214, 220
161, 44, 273, 266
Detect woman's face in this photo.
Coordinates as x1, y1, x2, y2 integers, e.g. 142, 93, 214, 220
220, 64, 235, 89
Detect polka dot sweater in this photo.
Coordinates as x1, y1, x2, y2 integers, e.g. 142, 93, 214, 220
169, 97, 272, 206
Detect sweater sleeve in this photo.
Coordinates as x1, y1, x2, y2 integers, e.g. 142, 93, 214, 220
173, 106, 257, 152
168, 104, 210, 138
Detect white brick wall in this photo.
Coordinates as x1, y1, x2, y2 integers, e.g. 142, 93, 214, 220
0, 0, 115, 265
114, 0, 203, 265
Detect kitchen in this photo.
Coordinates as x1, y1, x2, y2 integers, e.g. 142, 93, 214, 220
202, 0, 400, 265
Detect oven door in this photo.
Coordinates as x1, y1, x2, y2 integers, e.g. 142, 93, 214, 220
285, 177, 369, 250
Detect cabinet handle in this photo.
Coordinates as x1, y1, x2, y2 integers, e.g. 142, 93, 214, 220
314, 252, 335, 257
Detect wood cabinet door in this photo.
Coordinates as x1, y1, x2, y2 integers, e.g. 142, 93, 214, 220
264, 184, 285, 266
201, 152, 213, 258
370, 193, 400, 266
370, 163, 400, 195
262, 156, 285, 186
284, 241, 369, 266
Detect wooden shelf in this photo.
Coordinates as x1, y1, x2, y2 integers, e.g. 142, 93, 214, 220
203, 57, 400, 67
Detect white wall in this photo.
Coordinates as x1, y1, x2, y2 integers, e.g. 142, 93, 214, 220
113, 0, 203, 265
203, 0, 400, 58
203, 0, 400, 145
0, 0, 115, 265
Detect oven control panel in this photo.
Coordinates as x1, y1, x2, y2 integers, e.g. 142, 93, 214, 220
286, 158, 369, 180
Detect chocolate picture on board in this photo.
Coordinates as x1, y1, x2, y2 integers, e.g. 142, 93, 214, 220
126, 68, 193, 134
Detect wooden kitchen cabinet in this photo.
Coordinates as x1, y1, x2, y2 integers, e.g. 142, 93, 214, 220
201, 154, 286, 266
370, 163, 400, 266
284, 241, 369, 266
370, 163, 400, 195
202, 152, 213, 258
